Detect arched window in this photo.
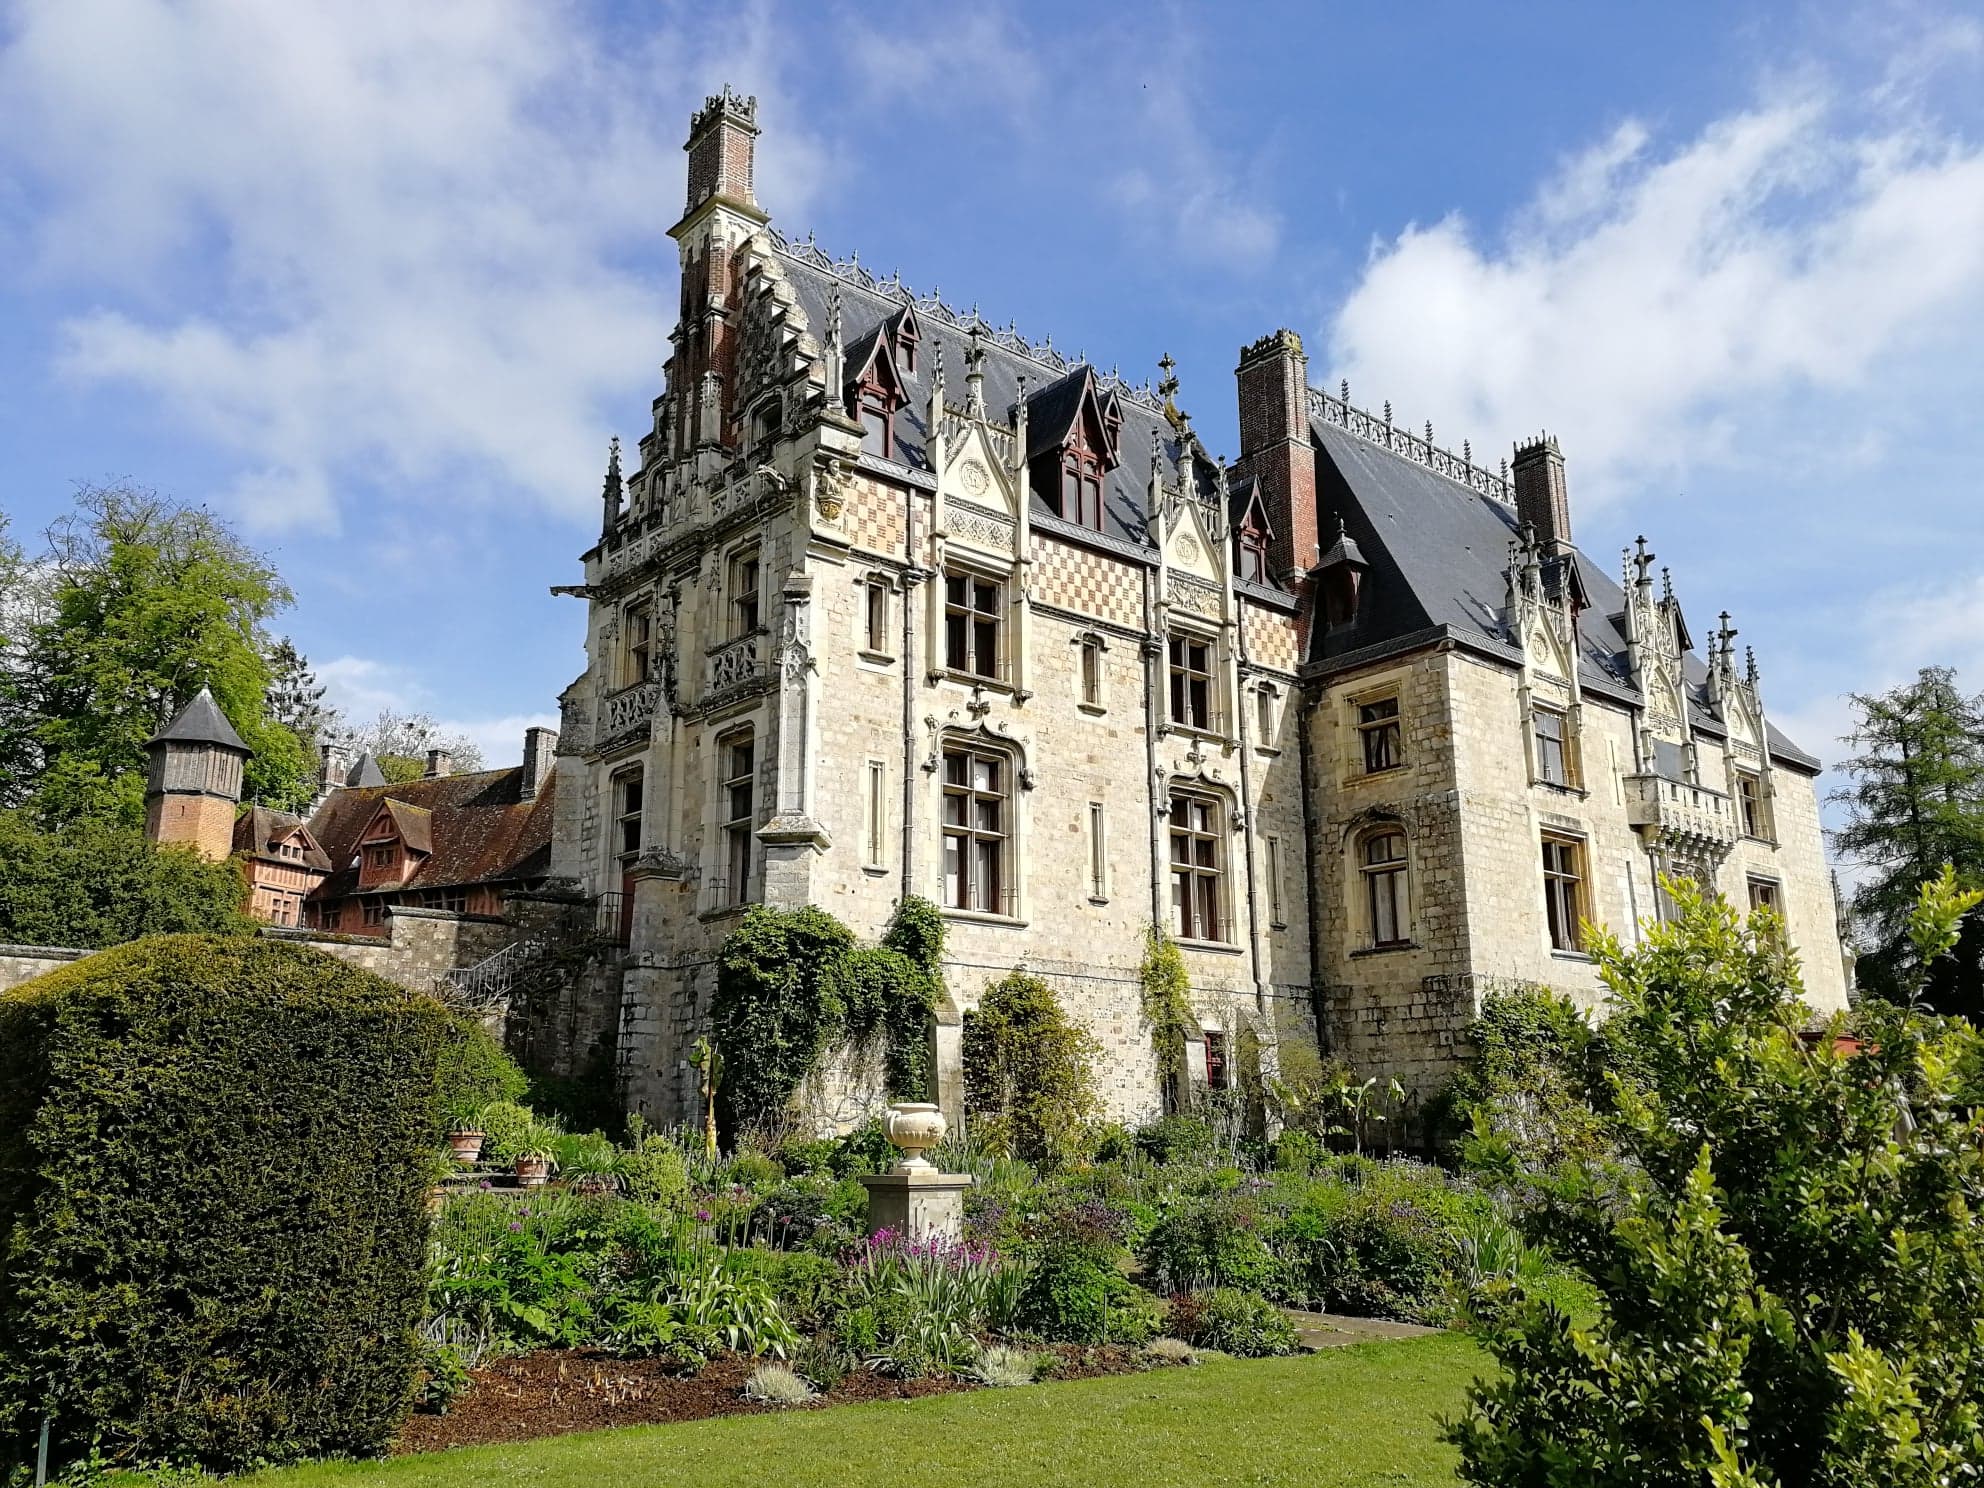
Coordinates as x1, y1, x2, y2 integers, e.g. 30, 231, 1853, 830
1360, 828, 1409, 948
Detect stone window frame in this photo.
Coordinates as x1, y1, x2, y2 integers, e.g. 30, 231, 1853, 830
1344, 680, 1406, 778
1074, 630, 1109, 715
1263, 831, 1288, 929
1164, 622, 1223, 737
611, 763, 645, 892
1252, 679, 1283, 754
1530, 700, 1582, 791
1086, 800, 1110, 904
1734, 768, 1775, 843
1747, 874, 1782, 915
1166, 785, 1233, 947
937, 561, 1012, 688
717, 727, 757, 909
859, 571, 896, 664
727, 545, 763, 640
1355, 825, 1412, 951
1541, 829, 1592, 955
621, 597, 655, 689
863, 758, 890, 873
937, 736, 1023, 922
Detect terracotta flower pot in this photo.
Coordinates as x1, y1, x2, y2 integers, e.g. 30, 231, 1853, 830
447, 1130, 486, 1164
514, 1156, 552, 1187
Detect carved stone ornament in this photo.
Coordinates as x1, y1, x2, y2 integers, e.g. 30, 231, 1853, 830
958, 457, 991, 497
815, 460, 852, 521
1175, 533, 1200, 564
948, 503, 1015, 551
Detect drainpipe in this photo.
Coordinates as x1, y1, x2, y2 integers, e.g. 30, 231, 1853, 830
1297, 681, 1329, 1052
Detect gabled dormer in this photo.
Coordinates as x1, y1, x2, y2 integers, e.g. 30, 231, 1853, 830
355, 799, 433, 890
891, 303, 922, 378
1228, 476, 1276, 584
844, 320, 909, 460
1024, 367, 1121, 532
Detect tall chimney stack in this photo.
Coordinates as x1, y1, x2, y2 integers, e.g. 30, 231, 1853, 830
1513, 434, 1572, 552
424, 748, 452, 780
1234, 330, 1318, 581
682, 86, 760, 219
521, 726, 558, 802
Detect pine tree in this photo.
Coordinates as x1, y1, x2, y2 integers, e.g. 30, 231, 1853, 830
1831, 667, 1984, 1015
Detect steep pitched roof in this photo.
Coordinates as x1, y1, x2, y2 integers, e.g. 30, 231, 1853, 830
1308, 416, 1818, 772
775, 245, 1219, 551
346, 751, 387, 788
306, 764, 557, 901
146, 687, 249, 754
231, 807, 333, 872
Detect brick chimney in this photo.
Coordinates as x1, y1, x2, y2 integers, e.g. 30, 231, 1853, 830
683, 86, 759, 218
1513, 434, 1571, 552
520, 726, 558, 802
1235, 330, 1318, 580
424, 748, 452, 779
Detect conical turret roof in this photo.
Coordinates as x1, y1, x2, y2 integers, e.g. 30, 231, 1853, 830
145, 686, 250, 755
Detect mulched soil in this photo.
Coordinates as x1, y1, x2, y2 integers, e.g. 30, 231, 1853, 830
393, 1344, 1151, 1455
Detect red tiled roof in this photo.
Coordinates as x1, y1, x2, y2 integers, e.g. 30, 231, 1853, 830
305, 764, 556, 902
231, 806, 334, 872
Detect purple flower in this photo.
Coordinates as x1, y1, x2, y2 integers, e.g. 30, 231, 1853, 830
696, 1209, 712, 1222
508, 1221, 523, 1233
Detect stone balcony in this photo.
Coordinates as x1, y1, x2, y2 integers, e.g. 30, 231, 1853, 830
1624, 773, 1738, 851
705, 630, 771, 701
598, 681, 659, 747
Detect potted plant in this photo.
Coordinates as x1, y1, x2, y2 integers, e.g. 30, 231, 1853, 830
446, 1108, 488, 1165
513, 1121, 561, 1187
424, 1150, 458, 1214
557, 1132, 623, 1196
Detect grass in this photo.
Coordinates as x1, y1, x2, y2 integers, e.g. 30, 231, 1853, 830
242, 1334, 1485, 1488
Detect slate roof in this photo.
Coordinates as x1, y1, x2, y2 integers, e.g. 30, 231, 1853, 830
146, 687, 249, 754
305, 764, 557, 902
1309, 416, 1819, 772
231, 807, 333, 872
776, 248, 1218, 549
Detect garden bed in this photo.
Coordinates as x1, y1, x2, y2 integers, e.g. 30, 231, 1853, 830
395, 1344, 1150, 1454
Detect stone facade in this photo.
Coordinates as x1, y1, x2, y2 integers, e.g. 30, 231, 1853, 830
545, 92, 1850, 1127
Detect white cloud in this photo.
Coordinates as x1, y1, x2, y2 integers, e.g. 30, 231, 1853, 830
1327, 90, 1984, 503
0, 0, 825, 533
313, 653, 553, 767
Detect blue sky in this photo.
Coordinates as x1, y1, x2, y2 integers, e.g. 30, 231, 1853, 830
2, 1, 1981, 842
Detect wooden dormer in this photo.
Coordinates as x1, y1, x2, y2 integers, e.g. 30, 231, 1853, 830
355, 799, 433, 890
1229, 477, 1276, 584
1025, 367, 1121, 532
844, 320, 909, 460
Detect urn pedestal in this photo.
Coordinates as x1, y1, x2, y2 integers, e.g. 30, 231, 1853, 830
861, 1102, 973, 1243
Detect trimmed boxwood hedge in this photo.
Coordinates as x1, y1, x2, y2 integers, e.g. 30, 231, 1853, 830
0, 934, 451, 1471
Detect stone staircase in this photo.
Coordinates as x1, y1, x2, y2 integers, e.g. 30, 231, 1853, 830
433, 892, 624, 1016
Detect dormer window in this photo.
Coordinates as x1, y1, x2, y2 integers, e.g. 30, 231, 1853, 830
1061, 431, 1105, 530
1238, 521, 1270, 583
1027, 371, 1117, 532
859, 379, 895, 459
895, 315, 920, 377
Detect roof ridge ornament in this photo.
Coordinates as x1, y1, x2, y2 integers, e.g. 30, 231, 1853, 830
1306, 378, 1513, 504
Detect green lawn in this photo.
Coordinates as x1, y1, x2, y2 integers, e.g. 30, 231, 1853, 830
246, 1335, 1484, 1488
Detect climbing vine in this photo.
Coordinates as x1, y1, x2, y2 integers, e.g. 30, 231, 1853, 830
1139, 922, 1194, 1081
711, 896, 945, 1126
961, 970, 1100, 1164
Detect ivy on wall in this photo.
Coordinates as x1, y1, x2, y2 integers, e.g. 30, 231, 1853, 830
710, 896, 944, 1127
1139, 923, 1194, 1082
961, 970, 1100, 1165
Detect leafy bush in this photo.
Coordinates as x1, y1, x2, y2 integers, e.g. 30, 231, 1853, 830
1014, 1247, 1150, 1344
1134, 1112, 1220, 1166
432, 1016, 528, 1132
1450, 876, 1984, 1487
1138, 923, 1194, 1083
617, 1123, 689, 1205
728, 1248, 847, 1332
711, 898, 945, 1128
1143, 1336, 1199, 1366
478, 1100, 540, 1162
962, 971, 1100, 1165
1166, 1288, 1299, 1358
0, 935, 448, 1471
1430, 984, 1602, 1168
971, 1344, 1039, 1387
1140, 1194, 1283, 1294
0, 811, 254, 948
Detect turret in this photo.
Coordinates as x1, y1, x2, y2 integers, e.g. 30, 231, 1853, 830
143, 687, 250, 862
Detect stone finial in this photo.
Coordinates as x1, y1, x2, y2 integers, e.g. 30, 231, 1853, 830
601, 436, 624, 536
965, 326, 986, 417
1341, 378, 1350, 404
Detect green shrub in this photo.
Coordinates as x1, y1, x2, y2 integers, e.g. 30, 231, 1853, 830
0, 935, 449, 1471
1140, 1195, 1283, 1294
1167, 1288, 1299, 1358
618, 1126, 689, 1206
728, 1249, 847, 1332
432, 1016, 528, 1132
1134, 1113, 1219, 1166
0, 812, 254, 948
1014, 1247, 1148, 1343
1430, 984, 1601, 1168
962, 972, 1100, 1165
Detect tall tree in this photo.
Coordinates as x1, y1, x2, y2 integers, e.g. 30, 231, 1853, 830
15, 485, 318, 823
328, 706, 484, 783
1832, 667, 1984, 1015
0, 511, 41, 806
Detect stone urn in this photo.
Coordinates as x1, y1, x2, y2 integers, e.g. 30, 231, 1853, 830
884, 1102, 947, 1173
